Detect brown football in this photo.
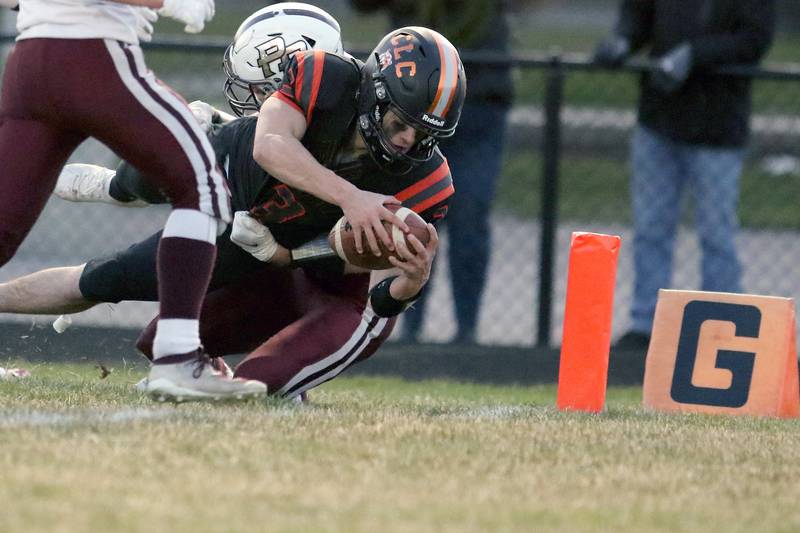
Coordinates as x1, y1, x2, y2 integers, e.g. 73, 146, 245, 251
328, 205, 431, 270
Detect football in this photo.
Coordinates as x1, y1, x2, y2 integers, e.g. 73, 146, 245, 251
328, 205, 430, 270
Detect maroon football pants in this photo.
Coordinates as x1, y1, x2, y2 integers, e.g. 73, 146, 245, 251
137, 268, 396, 399
0, 38, 229, 265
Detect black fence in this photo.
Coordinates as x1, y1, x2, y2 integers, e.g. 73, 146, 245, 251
1, 35, 800, 361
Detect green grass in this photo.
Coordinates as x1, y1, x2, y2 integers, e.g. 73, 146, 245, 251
2, 362, 800, 532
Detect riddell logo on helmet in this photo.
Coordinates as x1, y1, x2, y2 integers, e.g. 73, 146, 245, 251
422, 114, 445, 127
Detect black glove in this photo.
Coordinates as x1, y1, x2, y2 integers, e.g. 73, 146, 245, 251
650, 43, 693, 93
593, 34, 631, 67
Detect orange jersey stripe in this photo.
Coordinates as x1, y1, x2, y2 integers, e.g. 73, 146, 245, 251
305, 50, 326, 124
294, 53, 306, 103
408, 183, 454, 214
395, 160, 450, 202
272, 91, 303, 116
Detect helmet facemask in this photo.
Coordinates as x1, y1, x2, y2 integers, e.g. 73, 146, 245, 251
223, 45, 278, 116
358, 68, 444, 174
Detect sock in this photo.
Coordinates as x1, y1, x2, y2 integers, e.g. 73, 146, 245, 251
107, 175, 137, 203
152, 209, 217, 360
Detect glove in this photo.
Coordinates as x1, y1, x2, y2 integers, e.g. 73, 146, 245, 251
188, 100, 220, 132
593, 34, 631, 67
158, 0, 215, 34
650, 43, 693, 93
133, 8, 158, 43
230, 211, 279, 262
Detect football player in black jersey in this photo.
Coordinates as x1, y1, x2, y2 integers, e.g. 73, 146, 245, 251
0, 26, 466, 400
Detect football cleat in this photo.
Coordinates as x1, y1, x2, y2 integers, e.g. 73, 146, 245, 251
134, 357, 231, 393
54, 164, 148, 207
145, 351, 266, 403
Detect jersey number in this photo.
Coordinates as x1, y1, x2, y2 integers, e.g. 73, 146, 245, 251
251, 184, 306, 224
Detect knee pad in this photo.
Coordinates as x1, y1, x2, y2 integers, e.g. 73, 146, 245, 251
79, 252, 159, 303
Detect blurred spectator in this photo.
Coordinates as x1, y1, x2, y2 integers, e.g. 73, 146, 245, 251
351, 0, 514, 344
594, 0, 775, 351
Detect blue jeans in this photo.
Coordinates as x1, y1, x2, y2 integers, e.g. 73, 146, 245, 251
403, 100, 509, 341
630, 125, 744, 334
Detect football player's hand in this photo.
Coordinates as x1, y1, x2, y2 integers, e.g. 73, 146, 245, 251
158, 0, 214, 34
339, 190, 408, 257
188, 100, 220, 132
388, 223, 438, 300
230, 211, 278, 262
133, 7, 158, 43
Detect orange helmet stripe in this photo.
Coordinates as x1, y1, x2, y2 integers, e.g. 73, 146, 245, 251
427, 32, 460, 119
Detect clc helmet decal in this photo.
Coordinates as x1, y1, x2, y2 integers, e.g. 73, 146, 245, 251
357, 26, 467, 173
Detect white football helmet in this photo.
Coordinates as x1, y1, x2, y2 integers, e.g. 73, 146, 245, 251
223, 2, 344, 116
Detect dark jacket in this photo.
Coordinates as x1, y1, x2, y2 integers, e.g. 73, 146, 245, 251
617, 0, 775, 147
351, 0, 514, 106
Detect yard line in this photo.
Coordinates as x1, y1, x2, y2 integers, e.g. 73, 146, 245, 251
449, 405, 550, 420
0, 407, 180, 428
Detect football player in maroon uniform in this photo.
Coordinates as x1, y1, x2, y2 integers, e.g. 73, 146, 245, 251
0, 26, 467, 400
0, 0, 268, 401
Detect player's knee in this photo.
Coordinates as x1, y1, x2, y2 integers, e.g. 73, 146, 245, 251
78, 256, 132, 303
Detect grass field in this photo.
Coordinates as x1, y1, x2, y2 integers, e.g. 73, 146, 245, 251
2, 363, 800, 532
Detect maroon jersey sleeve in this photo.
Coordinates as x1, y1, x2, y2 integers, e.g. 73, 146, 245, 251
271, 50, 354, 126
394, 156, 454, 225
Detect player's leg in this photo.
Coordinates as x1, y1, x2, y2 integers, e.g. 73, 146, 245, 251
688, 144, 744, 294
234, 275, 396, 400
0, 118, 85, 267
53, 163, 150, 207
64, 39, 257, 400
0, 265, 94, 315
111, 160, 171, 204
136, 267, 305, 361
0, 41, 86, 266
629, 125, 686, 335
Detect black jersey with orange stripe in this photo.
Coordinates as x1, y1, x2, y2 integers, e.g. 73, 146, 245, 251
210, 51, 454, 250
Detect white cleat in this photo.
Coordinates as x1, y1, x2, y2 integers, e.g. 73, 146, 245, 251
145, 353, 266, 403
134, 377, 149, 392
134, 357, 229, 394
54, 164, 148, 207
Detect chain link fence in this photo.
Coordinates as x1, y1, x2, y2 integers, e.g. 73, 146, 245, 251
1, 35, 799, 351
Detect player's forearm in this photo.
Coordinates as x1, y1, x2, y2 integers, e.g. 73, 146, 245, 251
253, 133, 358, 208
